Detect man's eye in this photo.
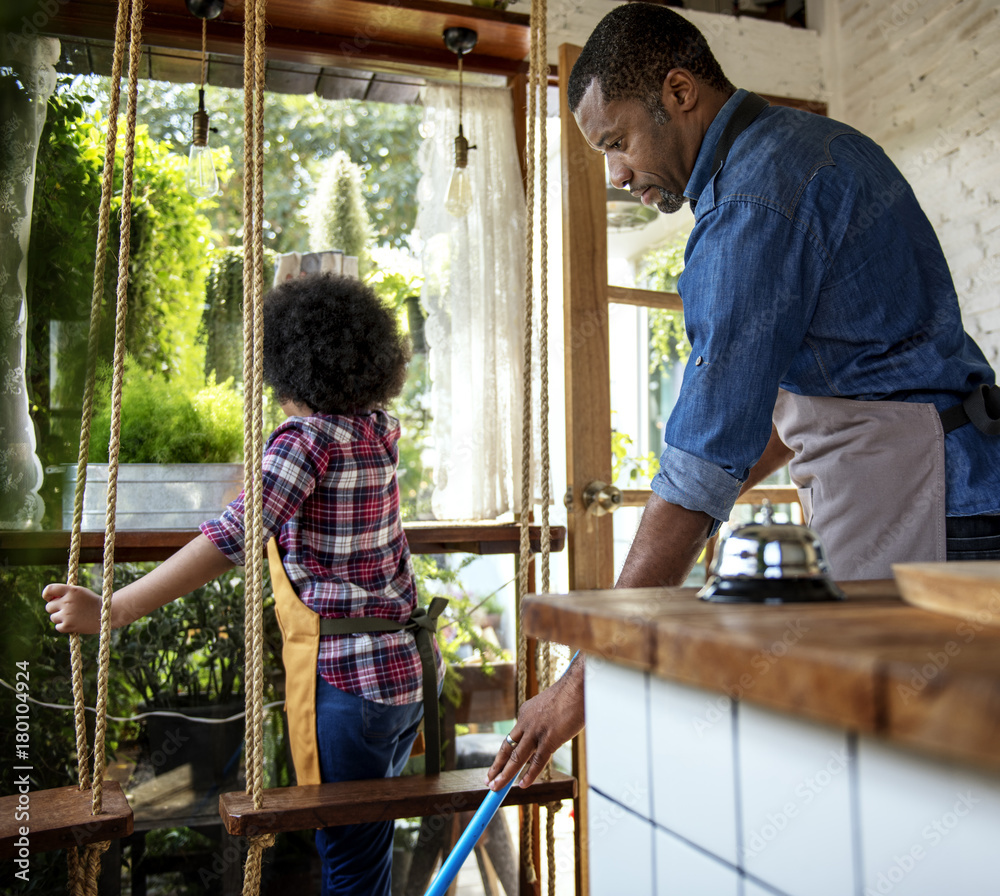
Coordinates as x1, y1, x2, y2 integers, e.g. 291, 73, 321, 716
609, 140, 622, 150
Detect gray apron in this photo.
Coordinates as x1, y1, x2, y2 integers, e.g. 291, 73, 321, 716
772, 389, 947, 580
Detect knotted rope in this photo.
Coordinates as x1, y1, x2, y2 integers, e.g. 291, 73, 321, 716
64, 0, 143, 890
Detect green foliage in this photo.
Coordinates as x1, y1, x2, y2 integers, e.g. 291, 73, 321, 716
0, 564, 138, 788
638, 238, 691, 373
368, 258, 433, 519
0, 565, 136, 893
107, 80, 423, 251
412, 555, 509, 709
200, 245, 278, 384
306, 150, 374, 274
104, 116, 231, 384
111, 563, 249, 708
25, 78, 234, 523
611, 427, 660, 486
25, 82, 105, 485
88, 360, 244, 464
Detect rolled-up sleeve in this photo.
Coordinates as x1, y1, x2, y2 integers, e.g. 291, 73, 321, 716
650, 443, 743, 533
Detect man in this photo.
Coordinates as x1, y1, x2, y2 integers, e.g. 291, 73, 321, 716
487, 3, 1000, 792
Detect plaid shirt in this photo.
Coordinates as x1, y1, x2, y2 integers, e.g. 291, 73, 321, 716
201, 411, 441, 706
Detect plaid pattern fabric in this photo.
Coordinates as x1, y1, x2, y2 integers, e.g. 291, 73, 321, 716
201, 411, 442, 706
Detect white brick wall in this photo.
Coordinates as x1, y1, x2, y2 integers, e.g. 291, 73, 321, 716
545, 0, 1000, 364
818, 0, 1000, 365
546, 2, 825, 101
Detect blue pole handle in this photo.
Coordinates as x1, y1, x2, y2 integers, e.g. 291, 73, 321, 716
423, 653, 580, 895
423, 773, 517, 896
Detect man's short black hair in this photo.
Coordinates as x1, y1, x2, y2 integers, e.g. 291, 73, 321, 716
568, 4, 734, 121
263, 273, 410, 415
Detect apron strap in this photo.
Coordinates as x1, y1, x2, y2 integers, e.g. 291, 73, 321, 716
710, 92, 770, 176
940, 384, 1000, 435
320, 597, 449, 774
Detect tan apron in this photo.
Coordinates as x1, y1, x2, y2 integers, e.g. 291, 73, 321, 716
267, 538, 446, 784
771, 389, 947, 580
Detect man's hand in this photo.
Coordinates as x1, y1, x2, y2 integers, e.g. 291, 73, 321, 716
43, 583, 107, 634
486, 655, 585, 791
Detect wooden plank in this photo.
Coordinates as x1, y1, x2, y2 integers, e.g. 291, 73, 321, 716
522, 581, 1000, 772
892, 561, 1000, 624
560, 42, 614, 592
607, 285, 683, 312
218, 768, 576, 836
619, 485, 801, 509
0, 523, 565, 565
46, 0, 530, 78
0, 782, 133, 859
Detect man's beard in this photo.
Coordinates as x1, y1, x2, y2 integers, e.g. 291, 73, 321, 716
655, 188, 687, 214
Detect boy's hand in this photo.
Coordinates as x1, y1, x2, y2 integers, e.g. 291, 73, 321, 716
43, 583, 105, 634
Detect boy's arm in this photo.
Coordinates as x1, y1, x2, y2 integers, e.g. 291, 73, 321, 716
43, 534, 235, 634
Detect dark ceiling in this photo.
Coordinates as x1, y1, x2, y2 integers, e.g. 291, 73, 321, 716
44, 0, 532, 104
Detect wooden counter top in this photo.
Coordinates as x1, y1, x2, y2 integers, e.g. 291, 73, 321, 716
524, 581, 1000, 772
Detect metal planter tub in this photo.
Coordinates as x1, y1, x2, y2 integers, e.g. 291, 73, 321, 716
62, 463, 244, 530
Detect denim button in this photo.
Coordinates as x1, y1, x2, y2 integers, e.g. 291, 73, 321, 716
695, 355, 704, 366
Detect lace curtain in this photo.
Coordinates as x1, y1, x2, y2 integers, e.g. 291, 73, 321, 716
416, 84, 528, 520
0, 37, 58, 528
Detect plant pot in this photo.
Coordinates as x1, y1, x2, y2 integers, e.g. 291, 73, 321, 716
144, 700, 245, 792
62, 463, 243, 530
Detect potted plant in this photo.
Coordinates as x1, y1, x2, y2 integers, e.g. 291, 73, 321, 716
63, 359, 248, 530
111, 563, 254, 790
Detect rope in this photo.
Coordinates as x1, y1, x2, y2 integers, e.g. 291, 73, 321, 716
515, 0, 552, 881
516, 0, 554, 884
65, 0, 132, 808
93, 0, 143, 819
62, 0, 142, 890
200, 17, 208, 89
241, 0, 260, 803
241, 0, 272, 890
516, 4, 538, 879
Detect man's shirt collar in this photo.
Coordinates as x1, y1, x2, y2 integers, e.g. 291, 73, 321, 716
684, 88, 750, 206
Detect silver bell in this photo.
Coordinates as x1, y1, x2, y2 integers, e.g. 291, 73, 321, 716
698, 501, 845, 604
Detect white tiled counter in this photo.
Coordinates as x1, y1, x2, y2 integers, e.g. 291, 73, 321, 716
524, 581, 1000, 896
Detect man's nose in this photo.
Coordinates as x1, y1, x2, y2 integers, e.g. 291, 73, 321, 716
606, 159, 632, 191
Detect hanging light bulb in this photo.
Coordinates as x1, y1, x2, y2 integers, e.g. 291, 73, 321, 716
445, 124, 473, 217
185, 7, 223, 199
187, 88, 219, 198
443, 27, 478, 218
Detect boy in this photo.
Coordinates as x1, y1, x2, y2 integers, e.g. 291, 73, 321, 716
44, 273, 443, 895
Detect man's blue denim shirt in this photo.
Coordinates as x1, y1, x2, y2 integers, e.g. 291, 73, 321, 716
650, 89, 1000, 529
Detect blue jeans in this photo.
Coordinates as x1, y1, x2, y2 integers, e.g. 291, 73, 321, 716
946, 514, 1000, 560
314, 676, 424, 896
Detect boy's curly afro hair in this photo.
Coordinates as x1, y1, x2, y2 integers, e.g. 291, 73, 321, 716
262, 273, 411, 415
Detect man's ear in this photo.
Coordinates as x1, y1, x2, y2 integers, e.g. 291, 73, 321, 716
661, 68, 698, 115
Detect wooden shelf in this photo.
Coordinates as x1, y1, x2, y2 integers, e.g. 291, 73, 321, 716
219, 767, 576, 836
0, 522, 565, 566
619, 485, 801, 509
607, 285, 683, 312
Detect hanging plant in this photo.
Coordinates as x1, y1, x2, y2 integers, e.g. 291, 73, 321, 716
200, 245, 277, 384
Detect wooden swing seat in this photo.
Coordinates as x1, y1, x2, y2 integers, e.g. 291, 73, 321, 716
0, 781, 133, 859
219, 767, 576, 836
